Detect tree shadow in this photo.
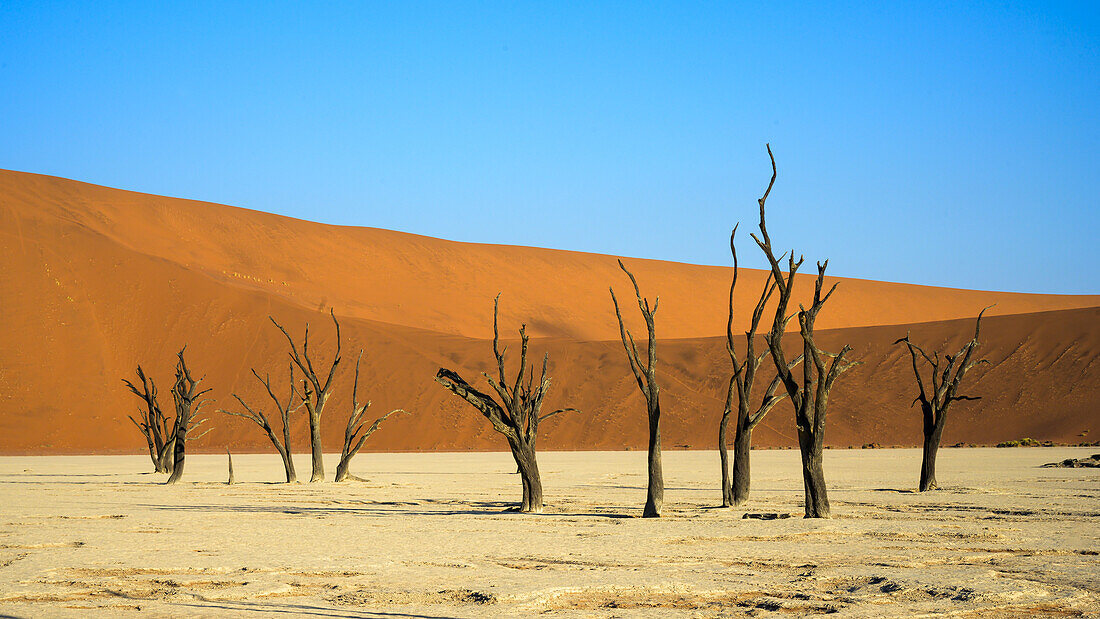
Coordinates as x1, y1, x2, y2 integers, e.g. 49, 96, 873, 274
0, 480, 152, 486
871, 488, 917, 494
172, 598, 454, 618
0, 472, 152, 478
136, 499, 636, 519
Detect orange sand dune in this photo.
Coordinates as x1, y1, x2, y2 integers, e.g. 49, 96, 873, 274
0, 169, 1096, 455
3, 169, 1097, 341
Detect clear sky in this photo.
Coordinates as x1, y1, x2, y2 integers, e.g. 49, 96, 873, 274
2, 2, 1097, 293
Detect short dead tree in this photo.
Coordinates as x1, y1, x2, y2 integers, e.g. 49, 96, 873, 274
720, 226, 801, 507
434, 294, 578, 513
750, 145, 858, 518
334, 350, 408, 482
610, 260, 664, 517
124, 366, 173, 473
270, 310, 341, 483
124, 350, 212, 481
895, 308, 990, 491
219, 362, 303, 483
165, 347, 214, 485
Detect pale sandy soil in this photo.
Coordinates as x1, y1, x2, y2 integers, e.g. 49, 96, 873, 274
0, 449, 1096, 618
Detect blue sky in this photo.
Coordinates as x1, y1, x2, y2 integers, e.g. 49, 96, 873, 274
2, 2, 1097, 293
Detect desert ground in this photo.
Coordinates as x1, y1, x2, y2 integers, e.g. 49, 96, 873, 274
0, 448, 1096, 617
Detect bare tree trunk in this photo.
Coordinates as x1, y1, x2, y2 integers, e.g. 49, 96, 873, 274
124, 366, 174, 474
270, 310, 342, 483
513, 441, 543, 513
335, 352, 408, 483
227, 450, 235, 485
161, 441, 175, 477
920, 411, 945, 492
897, 309, 989, 492
643, 404, 663, 517
730, 427, 753, 506
719, 380, 734, 507
165, 428, 187, 485
798, 427, 830, 518
749, 144, 857, 519
308, 414, 324, 482
281, 426, 297, 483
165, 347, 213, 485
221, 364, 302, 484
719, 197, 794, 509
333, 458, 354, 483
435, 295, 578, 513
611, 261, 663, 517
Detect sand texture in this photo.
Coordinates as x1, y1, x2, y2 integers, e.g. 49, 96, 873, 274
0, 169, 1097, 454
0, 449, 1097, 617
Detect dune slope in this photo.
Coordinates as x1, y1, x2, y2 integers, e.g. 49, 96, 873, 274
0, 169, 1096, 454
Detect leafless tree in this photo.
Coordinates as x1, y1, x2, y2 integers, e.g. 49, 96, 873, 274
124, 366, 172, 473
435, 294, 578, 513
227, 450, 235, 485
611, 260, 664, 517
270, 309, 341, 483
165, 347, 213, 485
895, 308, 990, 491
219, 362, 303, 483
750, 145, 859, 518
334, 350, 408, 482
720, 226, 802, 506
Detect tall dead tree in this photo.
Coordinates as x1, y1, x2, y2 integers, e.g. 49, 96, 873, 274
124, 366, 173, 473
271, 309, 341, 483
435, 294, 578, 513
219, 362, 303, 483
334, 350, 408, 482
165, 347, 213, 485
895, 308, 990, 491
610, 260, 664, 518
720, 226, 801, 506
750, 145, 858, 518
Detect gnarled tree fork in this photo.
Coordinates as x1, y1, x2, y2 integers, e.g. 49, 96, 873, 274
611, 260, 664, 517
335, 350, 408, 482
123, 366, 173, 473
895, 307, 991, 491
165, 347, 214, 485
271, 309, 341, 482
750, 144, 859, 518
219, 362, 303, 483
434, 294, 578, 513
720, 225, 801, 507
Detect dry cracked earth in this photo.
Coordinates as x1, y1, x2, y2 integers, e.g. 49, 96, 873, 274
0, 449, 1097, 617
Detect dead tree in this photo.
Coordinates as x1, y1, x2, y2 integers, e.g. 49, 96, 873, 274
165, 347, 213, 485
750, 145, 858, 518
271, 309, 341, 482
720, 226, 801, 506
334, 350, 408, 482
219, 362, 303, 483
123, 367, 173, 473
611, 260, 664, 517
227, 450, 235, 485
895, 308, 990, 491
435, 294, 578, 513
